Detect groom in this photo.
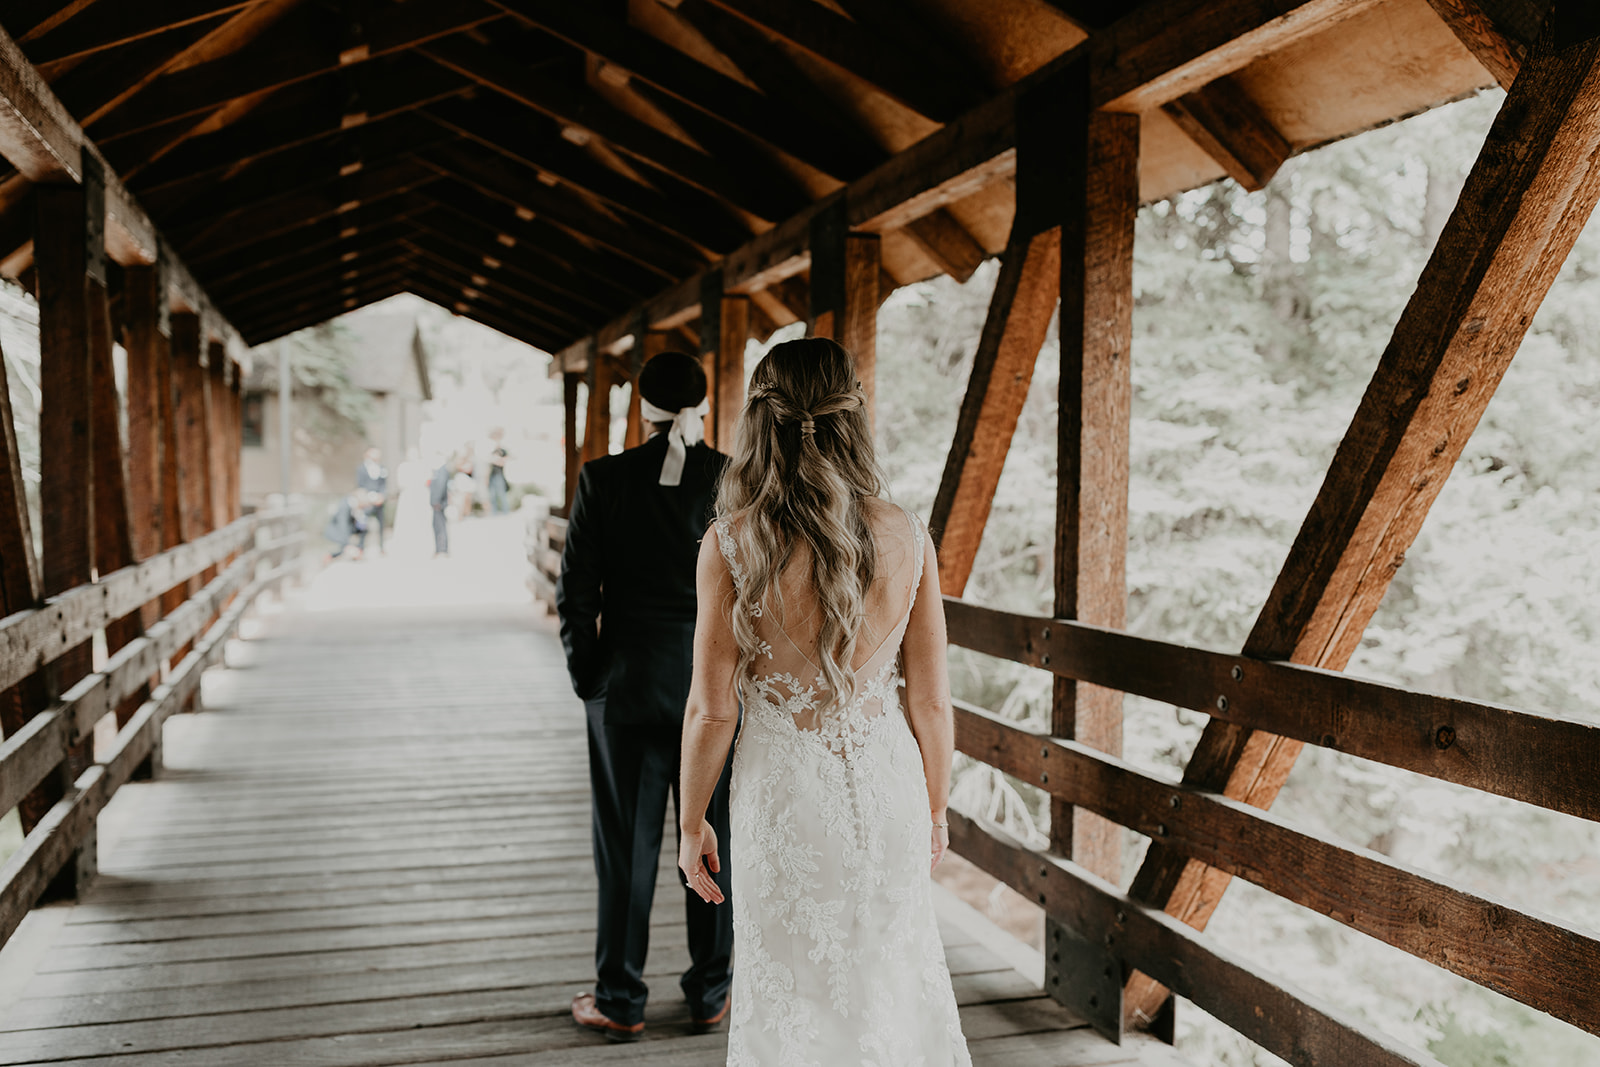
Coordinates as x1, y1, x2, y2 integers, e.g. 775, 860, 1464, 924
557, 351, 734, 1041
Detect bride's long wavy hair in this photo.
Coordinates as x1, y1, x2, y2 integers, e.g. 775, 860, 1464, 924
716, 337, 886, 707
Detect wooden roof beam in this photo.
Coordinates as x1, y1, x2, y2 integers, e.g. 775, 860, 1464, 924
127, 56, 471, 195
488, 0, 884, 180
1162, 75, 1291, 192
238, 275, 413, 344
404, 252, 587, 337
403, 269, 565, 349
419, 96, 751, 253
416, 144, 704, 277
0, 19, 239, 347
902, 208, 988, 284
417, 32, 806, 221
203, 217, 419, 290
405, 214, 624, 316
697, 0, 985, 122
395, 234, 598, 332
86, 2, 504, 143
210, 235, 417, 305
24, 1, 257, 69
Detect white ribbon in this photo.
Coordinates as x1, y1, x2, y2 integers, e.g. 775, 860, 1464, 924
639, 397, 709, 486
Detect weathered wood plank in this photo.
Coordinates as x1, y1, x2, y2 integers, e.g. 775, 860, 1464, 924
950, 813, 1444, 1067
943, 600, 1600, 824
954, 700, 1600, 1035
1162, 76, 1291, 192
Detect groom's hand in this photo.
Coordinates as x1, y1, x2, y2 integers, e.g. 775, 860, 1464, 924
679, 819, 724, 904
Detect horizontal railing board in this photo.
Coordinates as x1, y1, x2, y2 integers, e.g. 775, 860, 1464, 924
948, 812, 1445, 1067
953, 700, 1600, 1036
0, 509, 297, 694
0, 534, 303, 819
944, 598, 1600, 823
0, 558, 299, 951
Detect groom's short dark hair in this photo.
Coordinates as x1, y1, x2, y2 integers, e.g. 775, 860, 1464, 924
638, 350, 707, 413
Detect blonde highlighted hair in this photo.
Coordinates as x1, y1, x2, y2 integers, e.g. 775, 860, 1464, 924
715, 337, 886, 707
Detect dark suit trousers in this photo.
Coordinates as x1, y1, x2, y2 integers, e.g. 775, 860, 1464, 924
585, 698, 733, 1026
431, 506, 448, 554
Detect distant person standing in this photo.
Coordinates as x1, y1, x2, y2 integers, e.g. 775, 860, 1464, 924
355, 448, 388, 553
429, 456, 456, 558
487, 429, 511, 515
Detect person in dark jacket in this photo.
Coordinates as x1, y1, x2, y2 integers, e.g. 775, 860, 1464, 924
557, 351, 733, 1042
428, 456, 456, 557
355, 448, 388, 552
322, 491, 369, 560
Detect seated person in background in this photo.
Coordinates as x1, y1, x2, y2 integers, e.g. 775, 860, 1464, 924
323, 491, 371, 561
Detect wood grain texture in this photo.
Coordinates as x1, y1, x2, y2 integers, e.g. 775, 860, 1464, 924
1053, 102, 1138, 880
1127, 17, 1600, 1024
716, 292, 749, 450
1423, 0, 1534, 88
953, 700, 1600, 1035
926, 224, 1059, 597
942, 600, 1600, 825
1162, 76, 1291, 192
904, 208, 988, 284
949, 812, 1445, 1067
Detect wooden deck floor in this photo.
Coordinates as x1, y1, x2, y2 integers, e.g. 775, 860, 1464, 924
0, 517, 1187, 1066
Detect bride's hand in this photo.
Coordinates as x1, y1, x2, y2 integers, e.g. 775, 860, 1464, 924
679, 819, 725, 904
931, 820, 949, 872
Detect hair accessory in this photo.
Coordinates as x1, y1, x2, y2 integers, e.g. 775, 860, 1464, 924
799, 417, 816, 436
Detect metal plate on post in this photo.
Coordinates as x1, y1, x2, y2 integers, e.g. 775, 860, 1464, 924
1045, 910, 1124, 1044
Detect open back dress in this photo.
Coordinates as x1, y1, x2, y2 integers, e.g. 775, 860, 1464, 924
715, 506, 971, 1067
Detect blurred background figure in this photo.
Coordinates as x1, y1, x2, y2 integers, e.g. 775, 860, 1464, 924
450, 456, 477, 521
487, 428, 511, 515
356, 447, 388, 554
323, 489, 373, 561
429, 455, 458, 558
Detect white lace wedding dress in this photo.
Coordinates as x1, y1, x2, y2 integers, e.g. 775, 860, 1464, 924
716, 508, 971, 1067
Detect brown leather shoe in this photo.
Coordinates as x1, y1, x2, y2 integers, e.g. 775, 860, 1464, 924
571, 992, 644, 1042
688, 997, 729, 1035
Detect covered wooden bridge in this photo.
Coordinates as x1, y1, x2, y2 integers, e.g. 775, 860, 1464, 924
1, 0, 1599, 1064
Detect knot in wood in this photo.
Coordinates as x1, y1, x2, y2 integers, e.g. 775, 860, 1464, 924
1434, 724, 1456, 750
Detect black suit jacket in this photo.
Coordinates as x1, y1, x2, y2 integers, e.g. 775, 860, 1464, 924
556, 433, 727, 728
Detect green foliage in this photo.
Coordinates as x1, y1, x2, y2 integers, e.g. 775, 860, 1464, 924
874, 85, 1600, 1066
255, 320, 375, 442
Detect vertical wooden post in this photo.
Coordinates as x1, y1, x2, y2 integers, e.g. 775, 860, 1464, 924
716, 295, 750, 451
156, 306, 189, 627
1053, 102, 1140, 888
89, 276, 149, 748
698, 272, 724, 446
581, 347, 612, 464
0, 335, 50, 831
207, 341, 230, 534
228, 363, 243, 522
33, 150, 102, 899
123, 265, 168, 563
562, 371, 581, 515
808, 199, 882, 417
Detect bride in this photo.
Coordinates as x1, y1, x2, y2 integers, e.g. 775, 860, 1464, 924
677, 337, 971, 1065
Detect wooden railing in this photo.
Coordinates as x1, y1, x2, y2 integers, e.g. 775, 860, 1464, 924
528, 514, 566, 612
0, 508, 304, 949
943, 598, 1600, 1065
518, 520, 1600, 1062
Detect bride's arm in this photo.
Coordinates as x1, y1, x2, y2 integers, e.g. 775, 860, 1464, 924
679, 533, 741, 903
902, 531, 954, 870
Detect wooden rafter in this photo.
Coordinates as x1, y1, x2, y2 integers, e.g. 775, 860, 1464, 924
1422, 0, 1548, 88
1162, 75, 1291, 192
699, 0, 984, 121
26, 1, 256, 69
1124, 10, 1600, 1026
488, 0, 883, 180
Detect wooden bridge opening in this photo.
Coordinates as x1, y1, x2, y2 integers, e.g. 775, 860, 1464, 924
2, 0, 1599, 1064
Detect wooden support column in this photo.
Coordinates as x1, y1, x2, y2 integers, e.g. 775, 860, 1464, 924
1053, 99, 1141, 885
927, 66, 1075, 596
156, 307, 190, 627
206, 341, 230, 535
88, 265, 146, 733
0, 335, 49, 832
1124, 10, 1600, 1028
700, 270, 750, 451
122, 265, 169, 564
808, 199, 882, 417
581, 345, 612, 464
170, 312, 211, 600
562, 370, 581, 515
33, 151, 102, 899
229, 365, 243, 522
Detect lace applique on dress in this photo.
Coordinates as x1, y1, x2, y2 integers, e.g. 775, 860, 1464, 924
717, 509, 970, 1067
